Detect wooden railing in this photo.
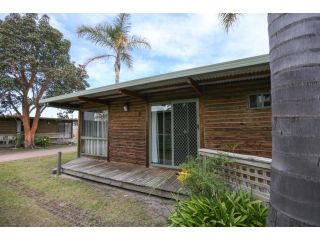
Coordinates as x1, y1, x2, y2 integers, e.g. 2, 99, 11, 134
36, 132, 72, 139
198, 148, 272, 203
0, 132, 74, 146
0, 134, 17, 145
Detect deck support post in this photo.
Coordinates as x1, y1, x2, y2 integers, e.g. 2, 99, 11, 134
57, 152, 62, 175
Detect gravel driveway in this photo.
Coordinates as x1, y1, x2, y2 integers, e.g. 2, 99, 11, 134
0, 146, 76, 163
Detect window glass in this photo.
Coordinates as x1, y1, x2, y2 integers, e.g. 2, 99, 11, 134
151, 104, 172, 165
263, 94, 271, 107
81, 110, 107, 156
249, 95, 258, 108
249, 93, 271, 109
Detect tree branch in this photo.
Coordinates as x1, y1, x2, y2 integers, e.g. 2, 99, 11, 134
29, 105, 36, 113
7, 94, 21, 116
37, 70, 52, 101
83, 54, 115, 68
40, 105, 46, 114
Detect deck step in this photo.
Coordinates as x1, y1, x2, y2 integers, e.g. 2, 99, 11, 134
59, 158, 187, 200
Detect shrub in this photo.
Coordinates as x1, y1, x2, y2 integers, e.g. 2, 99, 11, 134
169, 190, 268, 227
15, 133, 24, 148
35, 135, 50, 148
177, 155, 230, 197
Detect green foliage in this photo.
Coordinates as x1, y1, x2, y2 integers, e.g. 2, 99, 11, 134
169, 190, 268, 227
224, 143, 239, 152
35, 135, 50, 148
218, 13, 242, 33
174, 154, 268, 227
178, 155, 230, 197
15, 133, 24, 148
77, 13, 151, 83
0, 13, 89, 136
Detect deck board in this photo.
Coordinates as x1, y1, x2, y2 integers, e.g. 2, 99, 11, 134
61, 158, 185, 199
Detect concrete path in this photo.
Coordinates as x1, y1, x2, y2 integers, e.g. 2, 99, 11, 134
0, 146, 76, 163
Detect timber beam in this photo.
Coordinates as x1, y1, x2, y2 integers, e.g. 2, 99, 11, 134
187, 77, 202, 96
119, 89, 147, 101
78, 96, 109, 106
47, 102, 81, 110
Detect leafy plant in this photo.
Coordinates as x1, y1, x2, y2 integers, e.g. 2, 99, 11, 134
177, 155, 230, 197
77, 13, 151, 83
15, 133, 24, 148
35, 135, 50, 148
169, 190, 268, 227
0, 14, 89, 148
224, 143, 239, 152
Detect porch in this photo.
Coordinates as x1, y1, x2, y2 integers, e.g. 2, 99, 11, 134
60, 158, 184, 199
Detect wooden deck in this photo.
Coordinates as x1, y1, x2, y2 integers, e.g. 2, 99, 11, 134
61, 158, 185, 199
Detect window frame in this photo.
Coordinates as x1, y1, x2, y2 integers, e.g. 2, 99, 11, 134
80, 109, 108, 157
248, 92, 271, 109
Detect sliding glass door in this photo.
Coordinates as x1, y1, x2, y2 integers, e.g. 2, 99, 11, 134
151, 105, 173, 165
150, 100, 199, 167
80, 110, 108, 157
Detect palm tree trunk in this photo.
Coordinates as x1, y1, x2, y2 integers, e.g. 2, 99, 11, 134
267, 13, 320, 226
115, 68, 120, 84
114, 56, 121, 84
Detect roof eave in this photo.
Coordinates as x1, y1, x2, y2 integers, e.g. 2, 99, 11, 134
40, 54, 270, 105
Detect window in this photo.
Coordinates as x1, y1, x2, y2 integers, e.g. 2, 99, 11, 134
249, 93, 271, 109
81, 110, 108, 157
58, 122, 72, 138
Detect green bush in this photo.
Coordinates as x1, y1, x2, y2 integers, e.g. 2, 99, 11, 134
169, 190, 268, 227
177, 155, 230, 197
15, 133, 24, 148
35, 135, 50, 148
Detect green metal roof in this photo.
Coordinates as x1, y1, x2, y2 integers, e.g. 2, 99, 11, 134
40, 54, 269, 105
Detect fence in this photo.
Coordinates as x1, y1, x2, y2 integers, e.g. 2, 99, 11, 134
198, 148, 272, 203
36, 132, 74, 144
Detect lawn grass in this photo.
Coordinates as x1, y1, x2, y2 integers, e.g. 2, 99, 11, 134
0, 153, 173, 226
0, 186, 70, 226
0, 144, 75, 155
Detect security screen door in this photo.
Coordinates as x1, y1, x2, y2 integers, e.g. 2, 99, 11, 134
80, 110, 108, 157
150, 100, 198, 167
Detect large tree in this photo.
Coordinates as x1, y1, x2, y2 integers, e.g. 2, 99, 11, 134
0, 13, 89, 148
77, 13, 151, 84
220, 13, 320, 226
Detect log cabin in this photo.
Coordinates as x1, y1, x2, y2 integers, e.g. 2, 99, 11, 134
0, 116, 76, 147
39, 54, 272, 199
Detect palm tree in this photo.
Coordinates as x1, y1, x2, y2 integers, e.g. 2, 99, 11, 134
220, 13, 320, 226
77, 13, 151, 84
218, 13, 241, 33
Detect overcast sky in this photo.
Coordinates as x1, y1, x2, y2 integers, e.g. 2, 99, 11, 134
0, 13, 269, 117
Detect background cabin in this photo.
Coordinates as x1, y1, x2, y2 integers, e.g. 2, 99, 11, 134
0, 116, 77, 147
